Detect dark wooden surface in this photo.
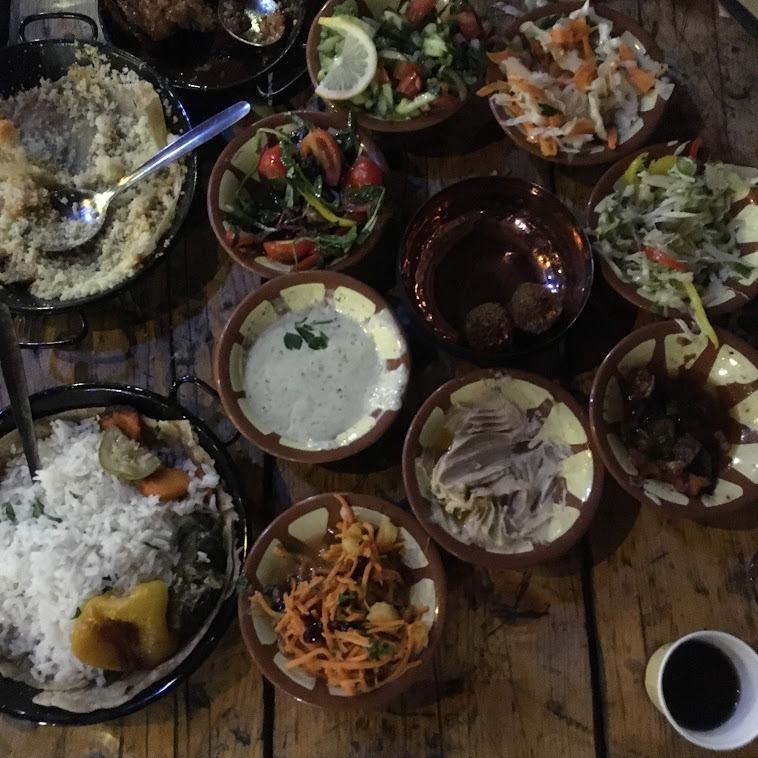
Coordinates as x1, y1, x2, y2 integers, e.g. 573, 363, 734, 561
1, 1, 758, 756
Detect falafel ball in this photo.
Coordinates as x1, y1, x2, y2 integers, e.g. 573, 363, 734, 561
464, 302, 514, 351
510, 282, 563, 334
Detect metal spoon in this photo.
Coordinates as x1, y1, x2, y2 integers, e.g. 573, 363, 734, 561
219, 0, 287, 47
45, 100, 252, 253
0, 304, 41, 477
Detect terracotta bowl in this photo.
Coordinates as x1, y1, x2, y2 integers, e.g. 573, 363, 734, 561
487, 2, 668, 165
398, 176, 593, 363
306, 0, 471, 134
237, 492, 446, 709
587, 141, 758, 317
589, 321, 758, 521
207, 111, 389, 279
402, 368, 604, 569
214, 271, 410, 463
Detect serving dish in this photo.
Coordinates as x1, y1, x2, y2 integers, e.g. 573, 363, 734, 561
589, 321, 758, 521
207, 111, 390, 279
305, 0, 480, 134
398, 176, 593, 363
0, 382, 248, 725
486, 1, 669, 166
238, 492, 445, 709
403, 368, 604, 569
98, 0, 308, 91
587, 141, 758, 318
0, 40, 197, 320
215, 271, 410, 463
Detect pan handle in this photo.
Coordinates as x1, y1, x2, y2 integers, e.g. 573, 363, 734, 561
16, 311, 89, 350
20, 12, 99, 43
169, 375, 240, 446
254, 63, 309, 100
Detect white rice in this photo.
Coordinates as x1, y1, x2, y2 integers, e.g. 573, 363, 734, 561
0, 417, 221, 688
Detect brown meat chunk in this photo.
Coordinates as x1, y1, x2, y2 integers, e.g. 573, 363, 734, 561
464, 302, 513, 351
114, 0, 216, 41
509, 283, 563, 334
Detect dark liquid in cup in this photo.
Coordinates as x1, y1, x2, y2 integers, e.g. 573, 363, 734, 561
661, 640, 741, 731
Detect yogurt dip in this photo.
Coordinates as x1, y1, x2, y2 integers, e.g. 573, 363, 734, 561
243, 302, 407, 450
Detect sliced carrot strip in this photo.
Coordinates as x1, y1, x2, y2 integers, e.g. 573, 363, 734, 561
607, 126, 618, 150
626, 66, 655, 93
539, 137, 558, 156
476, 81, 512, 97
618, 43, 635, 61
567, 118, 596, 136
487, 50, 513, 64
573, 62, 597, 92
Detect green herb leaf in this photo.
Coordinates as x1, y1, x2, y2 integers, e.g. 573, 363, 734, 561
73, 607, 82, 619
3, 502, 16, 523
337, 590, 354, 606
236, 576, 250, 594
283, 332, 304, 350
366, 638, 394, 660
143, 541, 161, 550
296, 323, 329, 350
539, 103, 560, 117
535, 13, 561, 30
31, 499, 45, 518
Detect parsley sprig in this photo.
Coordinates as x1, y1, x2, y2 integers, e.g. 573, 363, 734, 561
283, 317, 334, 351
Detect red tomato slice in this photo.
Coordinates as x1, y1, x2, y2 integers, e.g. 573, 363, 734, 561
257, 144, 287, 180
643, 244, 691, 272
377, 64, 391, 85
224, 230, 259, 247
346, 155, 383, 188
263, 239, 317, 264
299, 128, 342, 187
406, 0, 437, 27
394, 61, 424, 98
687, 135, 704, 159
457, 8, 482, 40
292, 253, 320, 271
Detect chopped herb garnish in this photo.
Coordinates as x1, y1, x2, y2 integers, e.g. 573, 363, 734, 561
366, 639, 394, 660
337, 590, 354, 606
31, 499, 45, 518
283, 318, 331, 351
73, 607, 82, 619
236, 575, 250, 594
143, 541, 161, 550
539, 103, 560, 117
3, 502, 16, 523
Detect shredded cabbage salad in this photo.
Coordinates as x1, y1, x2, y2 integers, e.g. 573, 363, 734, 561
591, 151, 758, 322
480, 0, 673, 157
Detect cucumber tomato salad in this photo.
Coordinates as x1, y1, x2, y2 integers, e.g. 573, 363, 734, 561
316, 0, 487, 121
591, 141, 758, 341
220, 116, 388, 271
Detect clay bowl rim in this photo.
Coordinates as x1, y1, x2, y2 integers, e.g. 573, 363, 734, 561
402, 367, 605, 569
237, 492, 447, 710
587, 141, 758, 318
488, 1, 668, 166
589, 320, 758, 521
306, 0, 469, 134
397, 175, 595, 363
207, 110, 390, 279
214, 270, 411, 464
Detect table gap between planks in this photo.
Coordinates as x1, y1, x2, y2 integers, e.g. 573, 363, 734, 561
1, 1, 758, 756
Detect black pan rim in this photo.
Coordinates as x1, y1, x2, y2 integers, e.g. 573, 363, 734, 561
0, 39, 198, 315
0, 382, 250, 725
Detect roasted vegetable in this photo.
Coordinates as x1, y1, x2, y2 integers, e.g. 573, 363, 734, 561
71, 581, 177, 672
98, 426, 161, 482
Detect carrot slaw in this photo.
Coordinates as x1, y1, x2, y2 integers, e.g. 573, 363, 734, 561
251, 495, 429, 695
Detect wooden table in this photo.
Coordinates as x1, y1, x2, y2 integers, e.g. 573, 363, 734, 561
2, 1, 758, 756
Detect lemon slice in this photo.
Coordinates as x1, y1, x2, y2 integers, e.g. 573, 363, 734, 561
315, 16, 378, 101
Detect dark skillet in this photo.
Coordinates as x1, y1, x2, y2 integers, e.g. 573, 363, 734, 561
99, 0, 307, 91
0, 382, 250, 725
0, 40, 197, 318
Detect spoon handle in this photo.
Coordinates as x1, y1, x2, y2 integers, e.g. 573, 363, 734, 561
114, 101, 252, 196
0, 304, 41, 477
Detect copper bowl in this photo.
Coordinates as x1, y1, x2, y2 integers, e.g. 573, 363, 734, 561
402, 368, 604, 569
214, 271, 410, 463
207, 111, 390, 279
587, 141, 758, 317
238, 492, 446, 709
398, 176, 593, 363
589, 321, 758, 521
306, 0, 472, 134
487, 2, 669, 166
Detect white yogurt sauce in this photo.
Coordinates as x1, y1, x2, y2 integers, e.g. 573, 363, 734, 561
243, 303, 406, 448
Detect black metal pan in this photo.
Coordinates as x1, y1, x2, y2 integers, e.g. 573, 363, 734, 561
0, 40, 197, 342
99, 0, 307, 91
0, 380, 250, 725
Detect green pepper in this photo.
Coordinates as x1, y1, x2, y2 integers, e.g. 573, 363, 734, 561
647, 154, 678, 175
623, 152, 649, 186
301, 191, 357, 228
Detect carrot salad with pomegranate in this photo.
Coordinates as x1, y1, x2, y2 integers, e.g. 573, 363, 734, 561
251, 496, 429, 695
220, 115, 388, 272
479, 0, 673, 158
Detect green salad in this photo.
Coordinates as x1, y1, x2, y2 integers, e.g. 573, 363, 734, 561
316, 0, 487, 121
220, 115, 388, 271
591, 145, 758, 340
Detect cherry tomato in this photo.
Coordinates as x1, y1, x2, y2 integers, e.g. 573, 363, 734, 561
299, 128, 342, 187
405, 0, 436, 26
225, 229, 258, 247
346, 156, 383, 188
263, 239, 318, 264
257, 144, 287, 180
456, 8, 482, 40
394, 61, 424, 98
642, 244, 691, 272
292, 253, 320, 271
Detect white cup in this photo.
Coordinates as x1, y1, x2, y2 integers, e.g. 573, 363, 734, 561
645, 630, 758, 750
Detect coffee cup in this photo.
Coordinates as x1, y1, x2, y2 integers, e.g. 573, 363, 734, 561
645, 630, 758, 750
